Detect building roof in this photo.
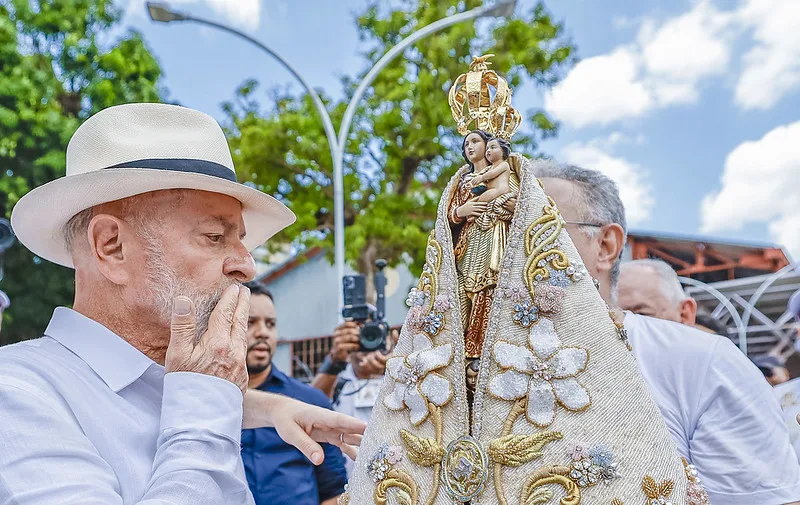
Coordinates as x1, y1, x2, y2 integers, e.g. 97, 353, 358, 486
627, 229, 791, 283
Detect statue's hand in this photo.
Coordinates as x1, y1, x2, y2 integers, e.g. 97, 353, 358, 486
457, 200, 488, 218
502, 196, 517, 213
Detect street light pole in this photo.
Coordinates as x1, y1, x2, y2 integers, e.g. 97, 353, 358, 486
147, 1, 516, 314
333, 1, 517, 308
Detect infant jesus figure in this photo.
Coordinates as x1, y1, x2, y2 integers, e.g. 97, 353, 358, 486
470, 137, 512, 202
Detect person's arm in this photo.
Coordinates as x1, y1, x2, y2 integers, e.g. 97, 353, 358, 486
312, 372, 340, 399
0, 285, 255, 505
242, 389, 364, 462
690, 338, 800, 505
312, 322, 360, 398
473, 162, 509, 183
0, 373, 251, 505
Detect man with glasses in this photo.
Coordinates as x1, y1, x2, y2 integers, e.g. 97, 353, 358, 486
535, 162, 800, 505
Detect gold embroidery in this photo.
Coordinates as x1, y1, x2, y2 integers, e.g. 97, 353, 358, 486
399, 404, 444, 505
491, 397, 564, 505
519, 466, 581, 505
611, 500, 624, 505
375, 469, 418, 505
488, 431, 563, 467
442, 436, 489, 502
642, 475, 675, 502
417, 231, 443, 313
338, 492, 350, 505
400, 430, 445, 467
523, 200, 570, 301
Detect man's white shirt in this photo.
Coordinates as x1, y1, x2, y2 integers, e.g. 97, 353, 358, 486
0, 307, 255, 505
625, 312, 800, 505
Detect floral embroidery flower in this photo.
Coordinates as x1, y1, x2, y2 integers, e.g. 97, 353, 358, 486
488, 318, 590, 427
568, 442, 590, 461
567, 442, 621, 488
384, 333, 454, 425
433, 294, 452, 312
512, 300, 539, 327
569, 457, 600, 487
366, 444, 404, 482
405, 305, 426, 331
547, 269, 571, 288
386, 445, 404, 465
504, 280, 528, 303
405, 288, 427, 308
535, 284, 565, 314
422, 312, 444, 336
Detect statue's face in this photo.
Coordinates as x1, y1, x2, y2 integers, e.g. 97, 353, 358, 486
463, 132, 487, 164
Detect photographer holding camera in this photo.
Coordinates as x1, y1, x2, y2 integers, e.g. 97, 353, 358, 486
311, 260, 399, 474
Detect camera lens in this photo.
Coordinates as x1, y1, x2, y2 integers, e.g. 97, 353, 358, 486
360, 323, 386, 352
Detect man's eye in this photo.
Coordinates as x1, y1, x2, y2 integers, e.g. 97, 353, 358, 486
206, 234, 223, 243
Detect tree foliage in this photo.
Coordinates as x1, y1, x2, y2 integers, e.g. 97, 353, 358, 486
223, 0, 574, 284
0, 0, 163, 343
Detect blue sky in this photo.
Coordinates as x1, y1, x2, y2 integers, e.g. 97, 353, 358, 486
122, 0, 800, 257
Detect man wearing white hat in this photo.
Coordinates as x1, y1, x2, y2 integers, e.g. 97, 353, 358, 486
536, 162, 800, 505
0, 103, 364, 504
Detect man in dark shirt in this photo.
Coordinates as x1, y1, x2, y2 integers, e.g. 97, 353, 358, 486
241, 282, 347, 505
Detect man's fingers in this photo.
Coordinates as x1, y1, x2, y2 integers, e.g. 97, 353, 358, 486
276, 422, 325, 466
205, 284, 240, 341
231, 285, 250, 344
167, 297, 197, 364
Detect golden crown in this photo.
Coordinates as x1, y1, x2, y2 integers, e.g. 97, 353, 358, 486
448, 54, 522, 140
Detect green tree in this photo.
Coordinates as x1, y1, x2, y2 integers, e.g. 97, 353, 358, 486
224, 0, 573, 287
0, 0, 163, 344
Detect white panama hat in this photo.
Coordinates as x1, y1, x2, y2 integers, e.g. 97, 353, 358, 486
10, 102, 296, 268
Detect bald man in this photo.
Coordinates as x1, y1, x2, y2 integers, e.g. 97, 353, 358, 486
617, 259, 697, 325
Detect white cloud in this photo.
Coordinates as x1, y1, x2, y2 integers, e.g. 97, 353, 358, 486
126, 0, 262, 31
701, 121, 800, 255
561, 142, 654, 225
546, 2, 733, 128
544, 48, 652, 128
734, 0, 800, 110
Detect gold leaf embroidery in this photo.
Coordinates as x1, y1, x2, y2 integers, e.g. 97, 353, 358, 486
488, 431, 563, 467
660, 479, 675, 497
523, 201, 570, 300
375, 469, 418, 505
417, 231, 443, 312
611, 499, 624, 505
338, 492, 350, 505
400, 430, 445, 467
642, 475, 659, 499
519, 466, 581, 505
523, 487, 553, 505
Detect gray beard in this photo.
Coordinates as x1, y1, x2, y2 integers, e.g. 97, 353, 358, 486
143, 235, 236, 340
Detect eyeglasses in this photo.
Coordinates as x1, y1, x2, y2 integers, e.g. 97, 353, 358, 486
563, 221, 604, 228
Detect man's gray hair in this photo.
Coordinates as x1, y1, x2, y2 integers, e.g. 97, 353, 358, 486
533, 161, 628, 292
621, 259, 687, 305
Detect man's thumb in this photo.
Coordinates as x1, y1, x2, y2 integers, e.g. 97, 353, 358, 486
168, 296, 196, 355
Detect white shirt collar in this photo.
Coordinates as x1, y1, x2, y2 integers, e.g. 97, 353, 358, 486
44, 307, 159, 392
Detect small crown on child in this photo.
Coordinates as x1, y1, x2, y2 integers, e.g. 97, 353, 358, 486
447, 54, 523, 140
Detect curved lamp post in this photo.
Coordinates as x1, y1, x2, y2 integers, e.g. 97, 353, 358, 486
147, 1, 517, 311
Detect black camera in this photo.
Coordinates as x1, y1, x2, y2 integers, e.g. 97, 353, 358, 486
342, 259, 389, 352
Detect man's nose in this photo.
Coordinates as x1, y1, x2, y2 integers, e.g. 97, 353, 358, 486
224, 241, 256, 282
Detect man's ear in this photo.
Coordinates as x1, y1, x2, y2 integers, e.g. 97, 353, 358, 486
679, 297, 698, 326
597, 223, 626, 275
86, 214, 131, 285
